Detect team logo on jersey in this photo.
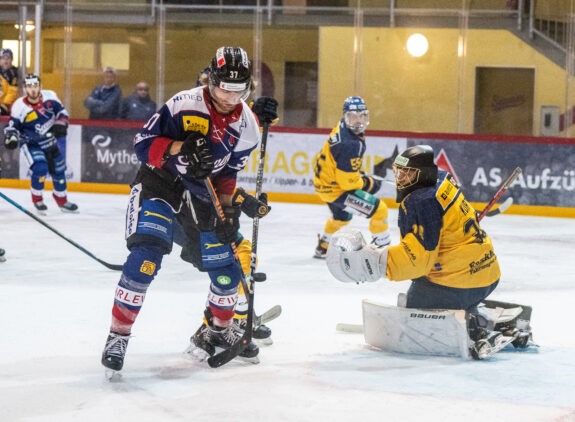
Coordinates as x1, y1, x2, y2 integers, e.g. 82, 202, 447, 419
25, 111, 38, 122
182, 115, 209, 135
217, 275, 232, 286
140, 260, 156, 275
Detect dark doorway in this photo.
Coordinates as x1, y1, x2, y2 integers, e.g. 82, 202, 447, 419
284, 61, 318, 127
474, 67, 534, 136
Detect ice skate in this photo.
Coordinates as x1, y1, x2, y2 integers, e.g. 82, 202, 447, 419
58, 201, 79, 213
0, 248, 6, 263
314, 234, 329, 259
33, 200, 48, 215
371, 230, 391, 248
101, 331, 131, 379
236, 317, 273, 346
185, 320, 260, 364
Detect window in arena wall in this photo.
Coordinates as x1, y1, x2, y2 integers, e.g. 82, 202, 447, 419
1, 40, 31, 68
54, 41, 95, 70
52, 41, 129, 72
101, 43, 129, 71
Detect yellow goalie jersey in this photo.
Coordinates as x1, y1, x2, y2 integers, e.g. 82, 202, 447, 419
386, 171, 501, 289
313, 120, 365, 203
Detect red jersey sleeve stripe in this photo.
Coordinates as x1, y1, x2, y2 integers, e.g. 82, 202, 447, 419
148, 137, 172, 168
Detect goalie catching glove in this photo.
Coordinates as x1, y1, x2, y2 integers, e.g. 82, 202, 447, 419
232, 187, 270, 218
326, 228, 388, 283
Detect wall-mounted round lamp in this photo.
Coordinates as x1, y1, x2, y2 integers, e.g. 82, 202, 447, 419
406, 33, 429, 57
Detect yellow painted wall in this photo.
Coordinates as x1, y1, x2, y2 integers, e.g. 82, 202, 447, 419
319, 26, 571, 135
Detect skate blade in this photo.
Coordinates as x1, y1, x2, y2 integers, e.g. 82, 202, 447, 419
60, 208, 79, 214
476, 335, 516, 359
237, 355, 260, 365
104, 368, 122, 382
183, 344, 211, 362
36, 210, 48, 216
255, 337, 273, 346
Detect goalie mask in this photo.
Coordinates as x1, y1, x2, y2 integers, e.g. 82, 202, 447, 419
208, 46, 252, 112
393, 145, 438, 202
343, 96, 370, 135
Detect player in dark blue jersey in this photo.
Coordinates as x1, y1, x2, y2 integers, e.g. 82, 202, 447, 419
3, 74, 78, 213
101, 46, 278, 374
313, 97, 390, 258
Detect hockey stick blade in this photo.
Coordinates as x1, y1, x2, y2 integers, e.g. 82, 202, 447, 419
207, 333, 251, 368
336, 323, 364, 333
485, 197, 513, 217
255, 305, 282, 327
0, 190, 123, 271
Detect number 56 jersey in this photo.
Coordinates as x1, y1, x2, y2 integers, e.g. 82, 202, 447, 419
386, 170, 501, 289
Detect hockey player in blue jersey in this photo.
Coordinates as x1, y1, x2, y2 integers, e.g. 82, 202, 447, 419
101, 46, 279, 374
313, 96, 390, 258
3, 74, 78, 213
327, 145, 534, 358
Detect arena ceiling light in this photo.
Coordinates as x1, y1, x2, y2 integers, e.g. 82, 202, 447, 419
406, 33, 429, 57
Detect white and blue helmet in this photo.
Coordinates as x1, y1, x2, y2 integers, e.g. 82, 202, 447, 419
342, 96, 369, 134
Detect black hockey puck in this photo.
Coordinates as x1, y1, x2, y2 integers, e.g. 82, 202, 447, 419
252, 272, 267, 282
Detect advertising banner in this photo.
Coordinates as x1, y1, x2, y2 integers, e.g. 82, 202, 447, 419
81, 125, 140, 184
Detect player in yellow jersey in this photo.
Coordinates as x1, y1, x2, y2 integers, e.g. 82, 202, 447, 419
327, 145, 500, 309
313, 97, 390, 258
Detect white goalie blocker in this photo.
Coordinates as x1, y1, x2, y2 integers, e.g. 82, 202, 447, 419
362, 299, 473, 359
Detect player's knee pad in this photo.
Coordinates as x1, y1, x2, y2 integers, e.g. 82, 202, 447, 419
325, 218, 351, 235
369, 201, 390, 233
111, 245, 164, 333
122, 244, 164, 285
207, 262, 243, 321
30, 160, 49, 180
126, 190, 174, 254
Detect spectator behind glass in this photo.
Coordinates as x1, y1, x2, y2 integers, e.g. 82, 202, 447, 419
120, 81, 157, 121
0, 48, 19, 115
83, 66, 122, 120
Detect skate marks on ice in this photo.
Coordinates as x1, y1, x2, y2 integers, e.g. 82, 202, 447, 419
305, 345, 573, 408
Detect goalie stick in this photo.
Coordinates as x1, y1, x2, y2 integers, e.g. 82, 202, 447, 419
477, 167, 522, 222
0, 190, 123, 271
485, 197, 513, 218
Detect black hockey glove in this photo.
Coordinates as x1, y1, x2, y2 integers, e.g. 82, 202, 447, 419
251, 97, 279, 125
361, 175, 382, 195
214, 206, 241, 244
50, 123, 68, 139
232, 187, 271, 219
4, 134, 19, 150
179, 132, 214, 180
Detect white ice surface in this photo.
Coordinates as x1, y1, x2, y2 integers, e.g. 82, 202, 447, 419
1, 188, 574, 422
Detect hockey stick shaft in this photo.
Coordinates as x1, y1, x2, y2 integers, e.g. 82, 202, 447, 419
203, 177, 252, 368
477, 167, 522, 222
0, 190, 123, 270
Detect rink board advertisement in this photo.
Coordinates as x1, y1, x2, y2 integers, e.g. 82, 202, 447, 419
1, 120, 574, 210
